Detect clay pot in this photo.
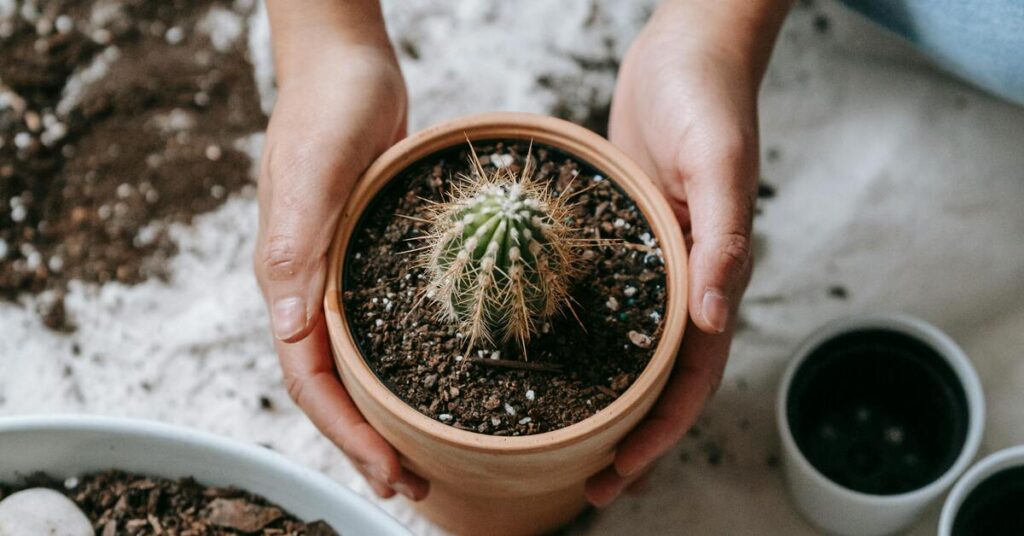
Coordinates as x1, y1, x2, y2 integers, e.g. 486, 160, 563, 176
324, 113, 688, 536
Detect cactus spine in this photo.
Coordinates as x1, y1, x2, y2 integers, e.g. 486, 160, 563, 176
423, 146, 579, 350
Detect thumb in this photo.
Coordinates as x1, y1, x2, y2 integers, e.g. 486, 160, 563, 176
679, 136, 757, 334
256, 140, 367, 342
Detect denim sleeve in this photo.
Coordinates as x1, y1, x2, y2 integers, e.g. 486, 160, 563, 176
839, 0, 1024, 105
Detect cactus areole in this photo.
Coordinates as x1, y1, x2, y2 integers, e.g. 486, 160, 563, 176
424, 146, 580, 350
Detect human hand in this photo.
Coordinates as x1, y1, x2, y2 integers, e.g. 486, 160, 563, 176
585, 0, 790, 506
254, 0, 427, 501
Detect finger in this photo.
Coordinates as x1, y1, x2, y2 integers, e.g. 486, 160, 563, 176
677, 132, 757, 334
584, 464, 649, 508
256, 138, 365, 343
612, 319, 731, 478
277, 317, 430, 499
625, 466, 653, 495
352, 462, 396, 499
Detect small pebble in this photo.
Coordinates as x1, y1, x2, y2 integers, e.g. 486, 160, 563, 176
13, 132, 31, 149
628, 330, 653, 349
24, 111, 41, 132
91, 28, 110, 44
489, 153, 513, 168
205, 144, 222, 160
55, 15, 73, 34
0, 488, 94, 536
165, 26, 184, 45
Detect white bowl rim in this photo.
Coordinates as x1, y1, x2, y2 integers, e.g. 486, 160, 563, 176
776, 313, 986, 506
937, 444, 1024, 535
0, 414, 410, 535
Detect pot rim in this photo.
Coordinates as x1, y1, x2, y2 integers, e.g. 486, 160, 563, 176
324, 112, 688, 454
775, 313, 986, 506
938, 444, 1024, 535
0, 414, 411, 536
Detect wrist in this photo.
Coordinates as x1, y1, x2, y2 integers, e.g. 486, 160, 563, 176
650, 0, 792, 86
267, 0, 395, 86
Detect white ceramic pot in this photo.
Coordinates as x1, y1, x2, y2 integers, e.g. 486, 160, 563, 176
938, 445, 1024, 536
776, 314, 985, 536
0, 415, 410, 536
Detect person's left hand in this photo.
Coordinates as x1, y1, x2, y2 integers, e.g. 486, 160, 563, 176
585, 0, 790, 506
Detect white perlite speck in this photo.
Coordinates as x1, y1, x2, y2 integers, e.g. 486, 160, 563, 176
54, 15, 73, 34
605, 296, 619, 311
13, 132, 31, 149
525, 389, 535, 401
198, 6, 244, 52
164, 26, 184, 45
623, 286, 637, 297
504, 403, 516, 416
438, 413, 453, 422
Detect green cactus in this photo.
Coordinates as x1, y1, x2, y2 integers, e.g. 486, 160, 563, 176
423, 146, 579, 350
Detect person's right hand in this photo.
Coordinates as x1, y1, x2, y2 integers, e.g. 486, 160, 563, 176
254, 0, 428, 501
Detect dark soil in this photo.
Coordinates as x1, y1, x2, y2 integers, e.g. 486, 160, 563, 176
0, 0, 265, 330
343, 141, 667, 435
0, 470, 337, 535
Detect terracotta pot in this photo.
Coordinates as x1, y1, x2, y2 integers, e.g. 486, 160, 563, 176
324, 113, 688, 536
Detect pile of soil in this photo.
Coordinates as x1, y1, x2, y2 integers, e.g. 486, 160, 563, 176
0, 471, 337, 535
0, 0, 265, 330
343, 141, 667, 435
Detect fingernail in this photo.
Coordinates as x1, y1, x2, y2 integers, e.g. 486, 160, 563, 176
619, 460, 644, 478
701, 289, 729, 333
596, 488, 622, 508
272, 296, 307, 340
393, 481, 415, 500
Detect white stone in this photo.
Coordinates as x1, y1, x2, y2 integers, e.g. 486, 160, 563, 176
54, 15, 73, 34
0, 488, 94, 536
165, 26, 184, 45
